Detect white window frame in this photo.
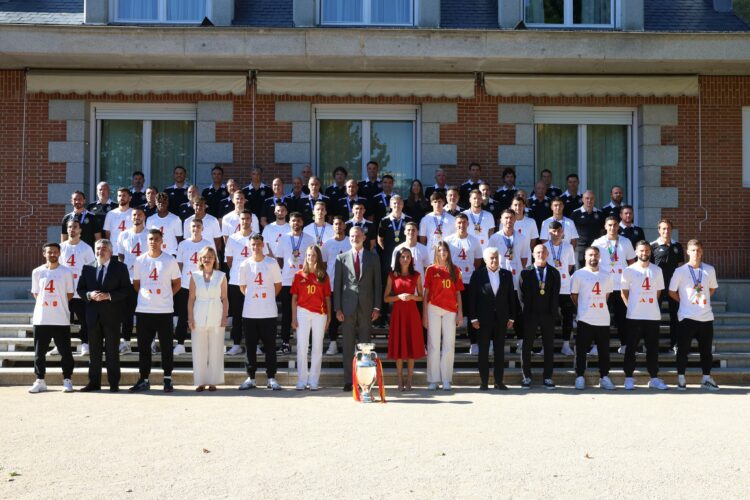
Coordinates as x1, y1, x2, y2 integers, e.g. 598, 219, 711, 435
318, 0, 416, 26
524, 0, 619, 29
312, 104, 421, 181
743, 107, 750, 188
111, 0, 212, 24
533, 106, 638, 214
89, 103, 198, 194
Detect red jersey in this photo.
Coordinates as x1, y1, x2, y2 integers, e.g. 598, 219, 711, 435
291, 271, 331, 315
423, 265, 464, 313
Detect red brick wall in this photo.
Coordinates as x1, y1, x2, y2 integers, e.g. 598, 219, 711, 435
0, 71, 748, 277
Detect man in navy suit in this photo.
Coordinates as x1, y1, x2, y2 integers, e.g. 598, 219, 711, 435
468, 247, 516, 391
77, 239, 133, 392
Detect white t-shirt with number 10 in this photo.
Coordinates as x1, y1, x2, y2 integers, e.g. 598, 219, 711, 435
621, 263, 665, 321
133, 252, 181, 314
570, 268, 613, 327
175, 238, 216, 290
31, 265, 74, 326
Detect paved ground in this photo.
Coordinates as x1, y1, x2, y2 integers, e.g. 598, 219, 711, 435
1, 384, 749, 499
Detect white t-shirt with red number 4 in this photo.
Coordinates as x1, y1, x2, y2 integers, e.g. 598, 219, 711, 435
669, 263, 719, 322
621, 263, 665, 321
59, 241, 95, 299
133, 253, 181, 314
31, 265, 74, 326
462, 209, 495, 250
117, 229, 149, 281
444, 233, 483, 284
570, 268, 613, 326
175, 238, 216, 290
261, 222, 290, 258
276, 233, 316, 286
145, 212, 183, 255
225, 232, 253, 286
488, 230, 530, 290
592, 236, 635, 290
238, 257, 282, 319
103, 208, 134, 254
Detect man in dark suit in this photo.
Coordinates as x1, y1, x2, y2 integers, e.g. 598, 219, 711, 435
468, 247, 516, 391
77, 239, 133, 392
519, 244, 561, 390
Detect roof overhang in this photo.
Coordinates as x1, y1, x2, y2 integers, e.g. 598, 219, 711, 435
484, 74, 700, 97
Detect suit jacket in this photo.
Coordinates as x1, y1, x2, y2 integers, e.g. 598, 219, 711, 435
518, 265, 561, 319
334, 248, 382, 315
77, 260, 133, 327
468, 267, 516, 326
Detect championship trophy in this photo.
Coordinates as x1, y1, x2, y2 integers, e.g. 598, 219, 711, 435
352, 343, 386, 403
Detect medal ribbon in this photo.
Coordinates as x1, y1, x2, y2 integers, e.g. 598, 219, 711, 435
535, 266, 547, 290
390, 216, 403, 237
468, 210, 484, 229
433, 212, 446, 233
502, 233, 514, 255
290, 234, 302, 257
688, 264, 704, 292
607, 237, 619, 262
549, 241, 562, 265
313, 224, 326, 245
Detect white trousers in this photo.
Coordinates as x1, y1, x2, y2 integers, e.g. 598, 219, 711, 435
426, 304, 456, 384
296, 308, 327, 386
191, 326, 225, 386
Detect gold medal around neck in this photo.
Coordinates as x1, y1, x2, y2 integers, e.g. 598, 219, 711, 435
394, 237, 400, 242
539, 281, 545, 295
540, 289, 545, 296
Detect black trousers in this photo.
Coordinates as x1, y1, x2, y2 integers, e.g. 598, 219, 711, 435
461, 289, 475, 343
575, 321, 610, 377
608, 292, 627, 344
624, 319, 660, 378
676, 319, 714, 375
328, 291, 341, 343
174, 288, 189, 344
243, 317, 277, 378
522, 314, 555, 379
279, 286, 292, 344
228, 284, 245, 346
513, 294, 524, 341
34, 325, 73, 380
69, 298, 88, 344
121, 289, 137, 341
477, 320, 507, 386
660, 290, 680, 348
136, 313, 174, 379
88, 316, 121, 387
558, 294, 575, 342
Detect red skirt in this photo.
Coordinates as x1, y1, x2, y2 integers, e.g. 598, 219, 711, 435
387, 300, 426, 360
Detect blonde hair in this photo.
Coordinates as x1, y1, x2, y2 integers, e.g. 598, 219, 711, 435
197, 246, 219, 271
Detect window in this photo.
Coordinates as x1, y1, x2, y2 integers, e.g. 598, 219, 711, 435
534, 108, 635, 208
94, 104, 196, 191
744, 107, 750, 188
113, 0, 210, 23
320, 0, 415, 26
315, 106, 419, 195
524, 0, 616, 28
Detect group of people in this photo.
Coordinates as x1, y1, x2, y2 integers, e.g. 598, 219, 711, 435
28, 161, 721, 394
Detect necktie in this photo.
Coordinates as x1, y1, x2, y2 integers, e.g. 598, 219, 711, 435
354, 252, 361, 281
97, 265, 105, 288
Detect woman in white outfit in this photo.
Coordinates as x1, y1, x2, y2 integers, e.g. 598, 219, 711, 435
188, 246, 228, 391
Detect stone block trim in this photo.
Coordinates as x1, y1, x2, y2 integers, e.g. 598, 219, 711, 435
49, 141, 84, 163
641, 144, 678, 167
640, 186, 679, 209
48, 183, 84, 205
422, 103, 457, 124
275, 142, 310, 164
275, 102, 311, 168
49, 100, 85, 121
275, 102, 311, 122
197, 121, 216, 143
421, 103, 458, 181
498, 144, 533, 167
422, 144, 457, 166
197, 101, 233, 122
197, 143, 233, 164
640, 104, 678, 127
498, 104, 533, 124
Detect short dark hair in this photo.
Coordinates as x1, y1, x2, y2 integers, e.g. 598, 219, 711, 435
541, 168, 552, 176
250, 233, 264, 242
550, 197, 564, 205
501, 209, 515, 218
66, 219, 81, 228
332, 215, 346, 224
239, 210, 253, 217
429, 191, 446, 203
619, 204, 634, 213
131, 206, 145, 215
174, 166, 186, 173
117, 187, 131, 196
351, 200, 366, 209
211, 166, 224, 173
585, 246, 600, 255
566, 173, 579, 181
502, 168, 516, 178
72, 190, 86, 199
548, 221, 562, 230
43, 242, 61, 251
605, 216, 618, 224
405, 221, 419, 230
469, 162, 481, 170
635, 240, 651, 250
148, 229, 163, 238
366, 160, 379, 168
511, 195, 525, 204
333, 166, 348, 177
454, 213, 468, 222
289, 211, 304, 220
381, 174, 394, 182
132, 171, 145, 178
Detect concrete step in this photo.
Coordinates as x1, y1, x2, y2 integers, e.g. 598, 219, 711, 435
0, 300, 35, 314
0, 277, 32, 300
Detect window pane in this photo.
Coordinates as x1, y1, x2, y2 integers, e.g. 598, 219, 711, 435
100, 120, 143, 189
525, 0, 564, 24
574, 0, 612, 24
167, 0, 206, 21
319, 120, 362, 188
321, 0, 364, 23
370, 121, 414, 196
117, 0, 158, 20
151, 120, 195, 190
536, 124, 578, 191
586, 125, 628, 204
371, 0, 412, 24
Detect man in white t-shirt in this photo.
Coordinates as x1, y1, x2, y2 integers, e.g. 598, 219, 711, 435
545, 220, 577, 356
117, 206, 149, 353
145, 192, 183, 256
570, 246, 615, 390
322, 216, 352, 355
29, 242, 75, 394
276, 212, 315, 354
225, 210, 256, 356
183, 198, 222, 251
511, 196, 539, 251
303, 200, 334, 248
669, 239, 720, 391
489, 209, 530, 290
539, 197, 579, 248
621, 241, 667, 390
593, 216, 636, 353
59, 219, 95, 356
173, 218, 216, 355
419, 191, 456, 259
238, 233, 283, 391
392, 222, 431, 278
129, 229, 181, 393
222, 190, 259, 243
462, 189, 495, 250
261, 202, 289, 258
103, 187, 134, 254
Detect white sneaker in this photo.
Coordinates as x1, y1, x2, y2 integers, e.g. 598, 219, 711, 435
150, 340, 158, 355
575, 376, 585, 390
267, 378, 282, 391
672, 345, 678, 355
119, 339, 131, 354
256, 345, 263, 355
62, 378, 74, 392
238, 377, 256, 390
295, 382, 307, 391
701, 376, 720, 392
561, 342, 575, 356
489, 341, 494, 355
649, 378, 668, 390
427, 383, 438, 391
173, 344, 186, 356
468, 343, 478, 355
617, 345, 627, 354
79, 343, 90, 356
624, 377, 635, 390
226, 344, 243, 356
677, 374, 687, 391
588, 345, 598, 356
599, 376, 616, 390
28, 379, 47, 393
442, 382, 452, 391
47, 346, 59, 356
326, 341, 338, 355
516, 339, 522, 352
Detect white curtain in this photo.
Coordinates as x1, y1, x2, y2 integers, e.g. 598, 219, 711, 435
117, 0, 158, 20
526, 0, 564, 24
586, 125, 627, 204
322, 0, 364, 23
371, 0, 412, 25
167, 0, 206, 21
575, 0, 611, 24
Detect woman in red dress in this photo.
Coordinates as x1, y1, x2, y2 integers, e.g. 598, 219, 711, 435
384, 247, 424, 391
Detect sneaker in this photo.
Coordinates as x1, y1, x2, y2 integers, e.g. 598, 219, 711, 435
277, 343, 291, 354
256, 345, 263, 355
173, 344, 186, 356
489, 341, 494, 355
442, 382, 452, 391
624, 377, 635, 391
561, 342, 575, 356
617, 345, 627, 355
516, 340, 523, 352
326, 341, 338, 356
534, 348, 544, 356
521, 377, 532, 390
119, 339, 131, 354
574, 376, 585, 390
239, 377, 257, 390
543, 379, 555, 390
150, 340, 158, 355
701, 376, 720, 392
163, 378, 174, 393
677, 374, 687, 391
226, 344, 244, 356
267, 378, 282, 390
295, 382, 307, 391
79, 343, 90, 356
309, 384, 319, 391
62, 378, 74, 392
672, 345, 678, 355
47, 346, 59, 356
588, 345, 598, 356
649, 378, 668, 390
29, 379, 47, 393
129, 378, 150, 393
468, 343, 478, 355
599, 376, 616, 390
427, 383, 438, 391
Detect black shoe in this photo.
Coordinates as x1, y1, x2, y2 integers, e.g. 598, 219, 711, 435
109, 386, 119, 393
343, 383, 353, 392
479, 383, 489, 391
494, 384, 509, 391
277, 343, 291, 354
163, 378, 174, 393
521, 378, 532, 390
129, 379, 150, 393
543, 379, 556, 390
79, 384, 101, 392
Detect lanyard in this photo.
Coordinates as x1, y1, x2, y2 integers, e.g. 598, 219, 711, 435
535, 266, 547, 294
468, 210, 484, 230
549, 242, 562, 266
607, 237, 619, 263
502, 233, 514, 252
688, 264, 704, 293
290, 234, 303, 258
390, 216, 404, 235
433, 212, 446, 233
313, 224, 326, 245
